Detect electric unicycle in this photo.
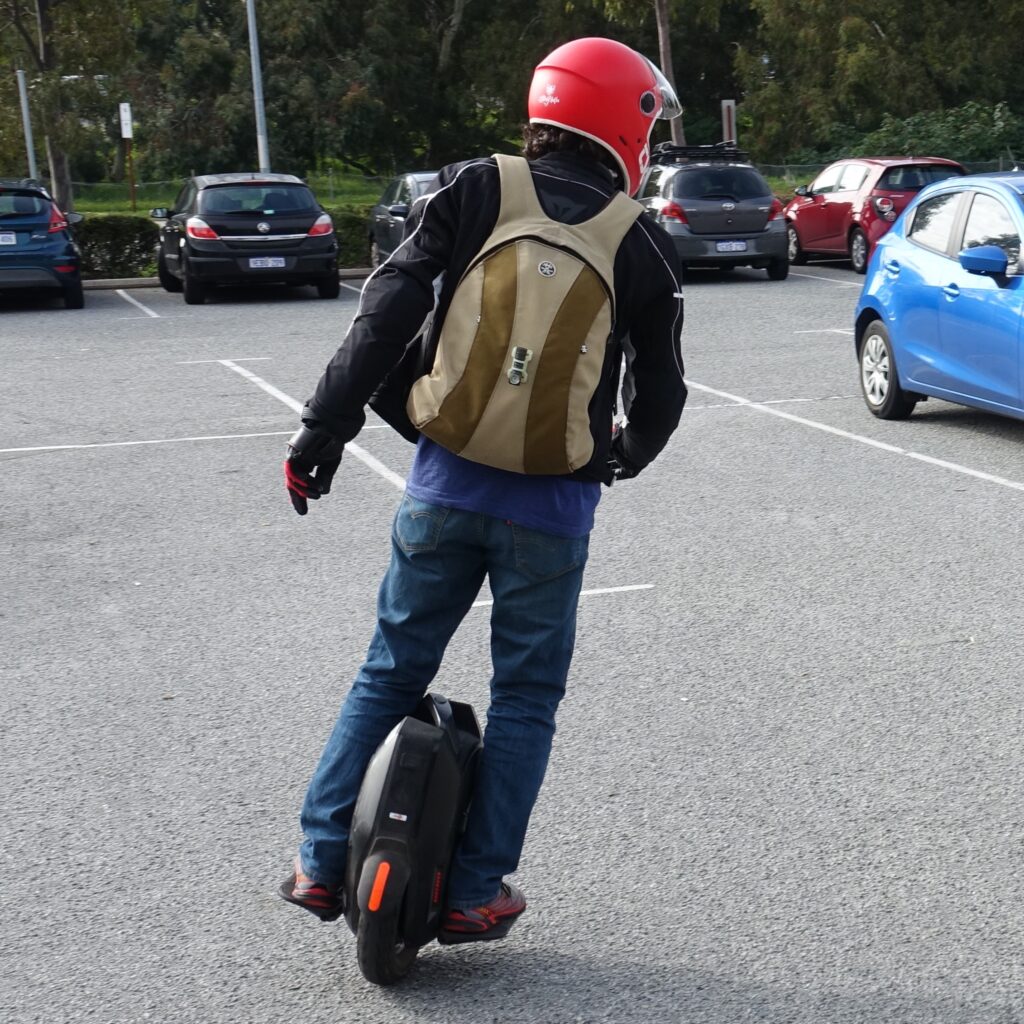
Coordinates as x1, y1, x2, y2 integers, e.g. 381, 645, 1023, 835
343, 693, 482, 985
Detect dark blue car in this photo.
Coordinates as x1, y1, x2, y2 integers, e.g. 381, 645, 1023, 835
855, 172, 1024, 420
0, 179, 84, 309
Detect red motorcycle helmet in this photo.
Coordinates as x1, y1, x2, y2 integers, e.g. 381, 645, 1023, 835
528, 37, 682, 197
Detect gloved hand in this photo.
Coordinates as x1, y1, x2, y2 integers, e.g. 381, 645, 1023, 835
284, 423, 344, 515
607, 424, 641, 482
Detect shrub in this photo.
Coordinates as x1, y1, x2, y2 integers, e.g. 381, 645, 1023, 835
325, 204, 373, 267
76, 215, 159, 279
74, 205, 375, 279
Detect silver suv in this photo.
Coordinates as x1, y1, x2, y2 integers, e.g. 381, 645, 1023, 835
637, 144, 788, 280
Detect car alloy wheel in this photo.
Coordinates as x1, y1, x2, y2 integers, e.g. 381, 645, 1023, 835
859, 320, 917, 419
861, 329, 890, 407
786, 224, 807, 265
849, 228, 868, 274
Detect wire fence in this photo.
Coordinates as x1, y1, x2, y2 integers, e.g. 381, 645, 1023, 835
67, 157, 1021, 209
70, 170, 387, 211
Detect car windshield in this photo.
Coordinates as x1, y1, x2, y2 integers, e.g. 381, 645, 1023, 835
878, 165, 965, 191
198, 184, 317, 215
671, 166, 770, 200
0, 191, 48, 218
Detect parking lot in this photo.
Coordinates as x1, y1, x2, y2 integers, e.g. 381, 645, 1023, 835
3, 263, 1023, 1023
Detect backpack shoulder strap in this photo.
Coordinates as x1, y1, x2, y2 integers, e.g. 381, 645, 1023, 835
491, 152, 641, 251
492, 153, 546, 224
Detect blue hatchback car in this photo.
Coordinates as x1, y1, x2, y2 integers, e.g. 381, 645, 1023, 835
855, 171, 1024, 420
0, 179, 85, 309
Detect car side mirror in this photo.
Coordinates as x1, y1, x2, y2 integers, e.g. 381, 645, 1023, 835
794, 185, 809, 197
959, 244, 1009, 276
150, 207, 169, 220
387, 203, 410, 218
66, 212, 84, 224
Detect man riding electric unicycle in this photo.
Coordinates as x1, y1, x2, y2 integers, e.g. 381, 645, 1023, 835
278, 36, 688, 984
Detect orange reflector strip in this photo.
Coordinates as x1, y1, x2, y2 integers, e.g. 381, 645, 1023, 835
367, 861, 391, 912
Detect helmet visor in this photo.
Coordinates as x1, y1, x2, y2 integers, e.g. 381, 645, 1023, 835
643, 58, 683, 120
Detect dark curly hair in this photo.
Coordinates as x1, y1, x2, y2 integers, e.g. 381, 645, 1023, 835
521, 124, 621, 184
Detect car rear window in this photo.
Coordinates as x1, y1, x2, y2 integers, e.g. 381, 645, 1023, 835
877, 165, 964, 191
198, 185, 317, 215
670, 166, 770, 200
0, 191, 48, 218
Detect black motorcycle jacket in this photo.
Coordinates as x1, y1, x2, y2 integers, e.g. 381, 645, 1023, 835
303, 150, 687, 483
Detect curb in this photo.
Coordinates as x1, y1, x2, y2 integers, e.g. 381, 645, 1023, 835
83, 268, 373, 290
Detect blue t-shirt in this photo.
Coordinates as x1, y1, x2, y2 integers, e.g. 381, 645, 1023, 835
405, 437, 600, 538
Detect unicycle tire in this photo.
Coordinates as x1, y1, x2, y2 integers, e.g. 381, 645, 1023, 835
356, 911, 418, 986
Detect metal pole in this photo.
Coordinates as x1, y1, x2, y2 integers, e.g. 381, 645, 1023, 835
245, 0, 271, 172
16, 70, 39, 180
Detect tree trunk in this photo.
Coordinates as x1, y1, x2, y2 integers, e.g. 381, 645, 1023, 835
28, 0, 76, 209
438, 0, 470, 73
654, 0, 685, 145
45, 135, 74, 211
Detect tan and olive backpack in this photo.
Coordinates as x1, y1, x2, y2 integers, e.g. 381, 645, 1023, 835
406, 154, 643, 475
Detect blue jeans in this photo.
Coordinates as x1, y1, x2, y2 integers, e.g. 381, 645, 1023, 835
299, 494, 589, 907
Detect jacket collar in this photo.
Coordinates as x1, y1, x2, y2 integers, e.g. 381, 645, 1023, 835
530, 151, 620, 194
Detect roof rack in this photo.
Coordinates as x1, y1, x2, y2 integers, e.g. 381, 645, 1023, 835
651, 141, 751, 164
0, 177, 47, 191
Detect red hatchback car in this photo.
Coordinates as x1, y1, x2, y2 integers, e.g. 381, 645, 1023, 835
784, 157, 966, 273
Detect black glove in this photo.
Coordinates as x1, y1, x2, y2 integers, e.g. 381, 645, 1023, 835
607, 424, 641, 482
284, 423, 344, 515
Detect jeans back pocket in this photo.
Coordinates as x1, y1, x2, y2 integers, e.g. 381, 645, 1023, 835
394, 494, 450, 553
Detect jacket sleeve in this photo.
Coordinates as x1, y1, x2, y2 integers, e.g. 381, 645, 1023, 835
301, 168, 461, 442
616, 221, 687, 473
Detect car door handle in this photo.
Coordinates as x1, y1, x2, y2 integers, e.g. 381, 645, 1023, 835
943, 284, 960, 299
883, 259, 901, 276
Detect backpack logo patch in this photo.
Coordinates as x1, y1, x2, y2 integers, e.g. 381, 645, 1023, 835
538, 260, 556, 277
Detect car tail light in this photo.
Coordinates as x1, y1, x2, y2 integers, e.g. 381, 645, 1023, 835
48, 206, 68, 232
54, 264, 77, 272
660, 201, 688, 224
768, 197, 784, 220
307, 213, 334, 237
873, 196, 897, 222
186, 216, 219, 240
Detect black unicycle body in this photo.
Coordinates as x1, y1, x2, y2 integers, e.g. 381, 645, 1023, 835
343, 693, 482, 985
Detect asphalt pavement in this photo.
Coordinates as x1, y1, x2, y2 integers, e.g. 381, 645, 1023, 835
2, 265, 1023, 1023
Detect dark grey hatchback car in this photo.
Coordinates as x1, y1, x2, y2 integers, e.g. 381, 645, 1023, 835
151, 172, 339, 304
637, 144, 788, 280
367, 171, 437, 267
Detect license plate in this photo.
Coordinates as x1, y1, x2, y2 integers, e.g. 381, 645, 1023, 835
716, 240, 747, 253
0, 232, 15, 245
249, 256, 285, 268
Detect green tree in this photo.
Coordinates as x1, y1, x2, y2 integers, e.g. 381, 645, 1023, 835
738, 0, 1024, 160
0, 0, 147, 207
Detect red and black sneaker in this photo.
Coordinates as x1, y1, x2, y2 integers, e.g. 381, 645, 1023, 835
437, 882, 526, 945
278, 857, 345, 922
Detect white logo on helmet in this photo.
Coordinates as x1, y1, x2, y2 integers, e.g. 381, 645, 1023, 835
538, 260, 556, 277
538, 83, 560, 106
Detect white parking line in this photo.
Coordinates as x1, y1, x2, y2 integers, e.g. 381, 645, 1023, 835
688, 379, 1024, 494
218, 360, 407, 490
789, 271, 863, 288
690, 394, 857, 410
115, 289, 161, 318
0, 430, 291, 453
793, 328, 855, 335
340, 282, 363, 294
472, 584, 654, 609
177, 357, 272, 364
